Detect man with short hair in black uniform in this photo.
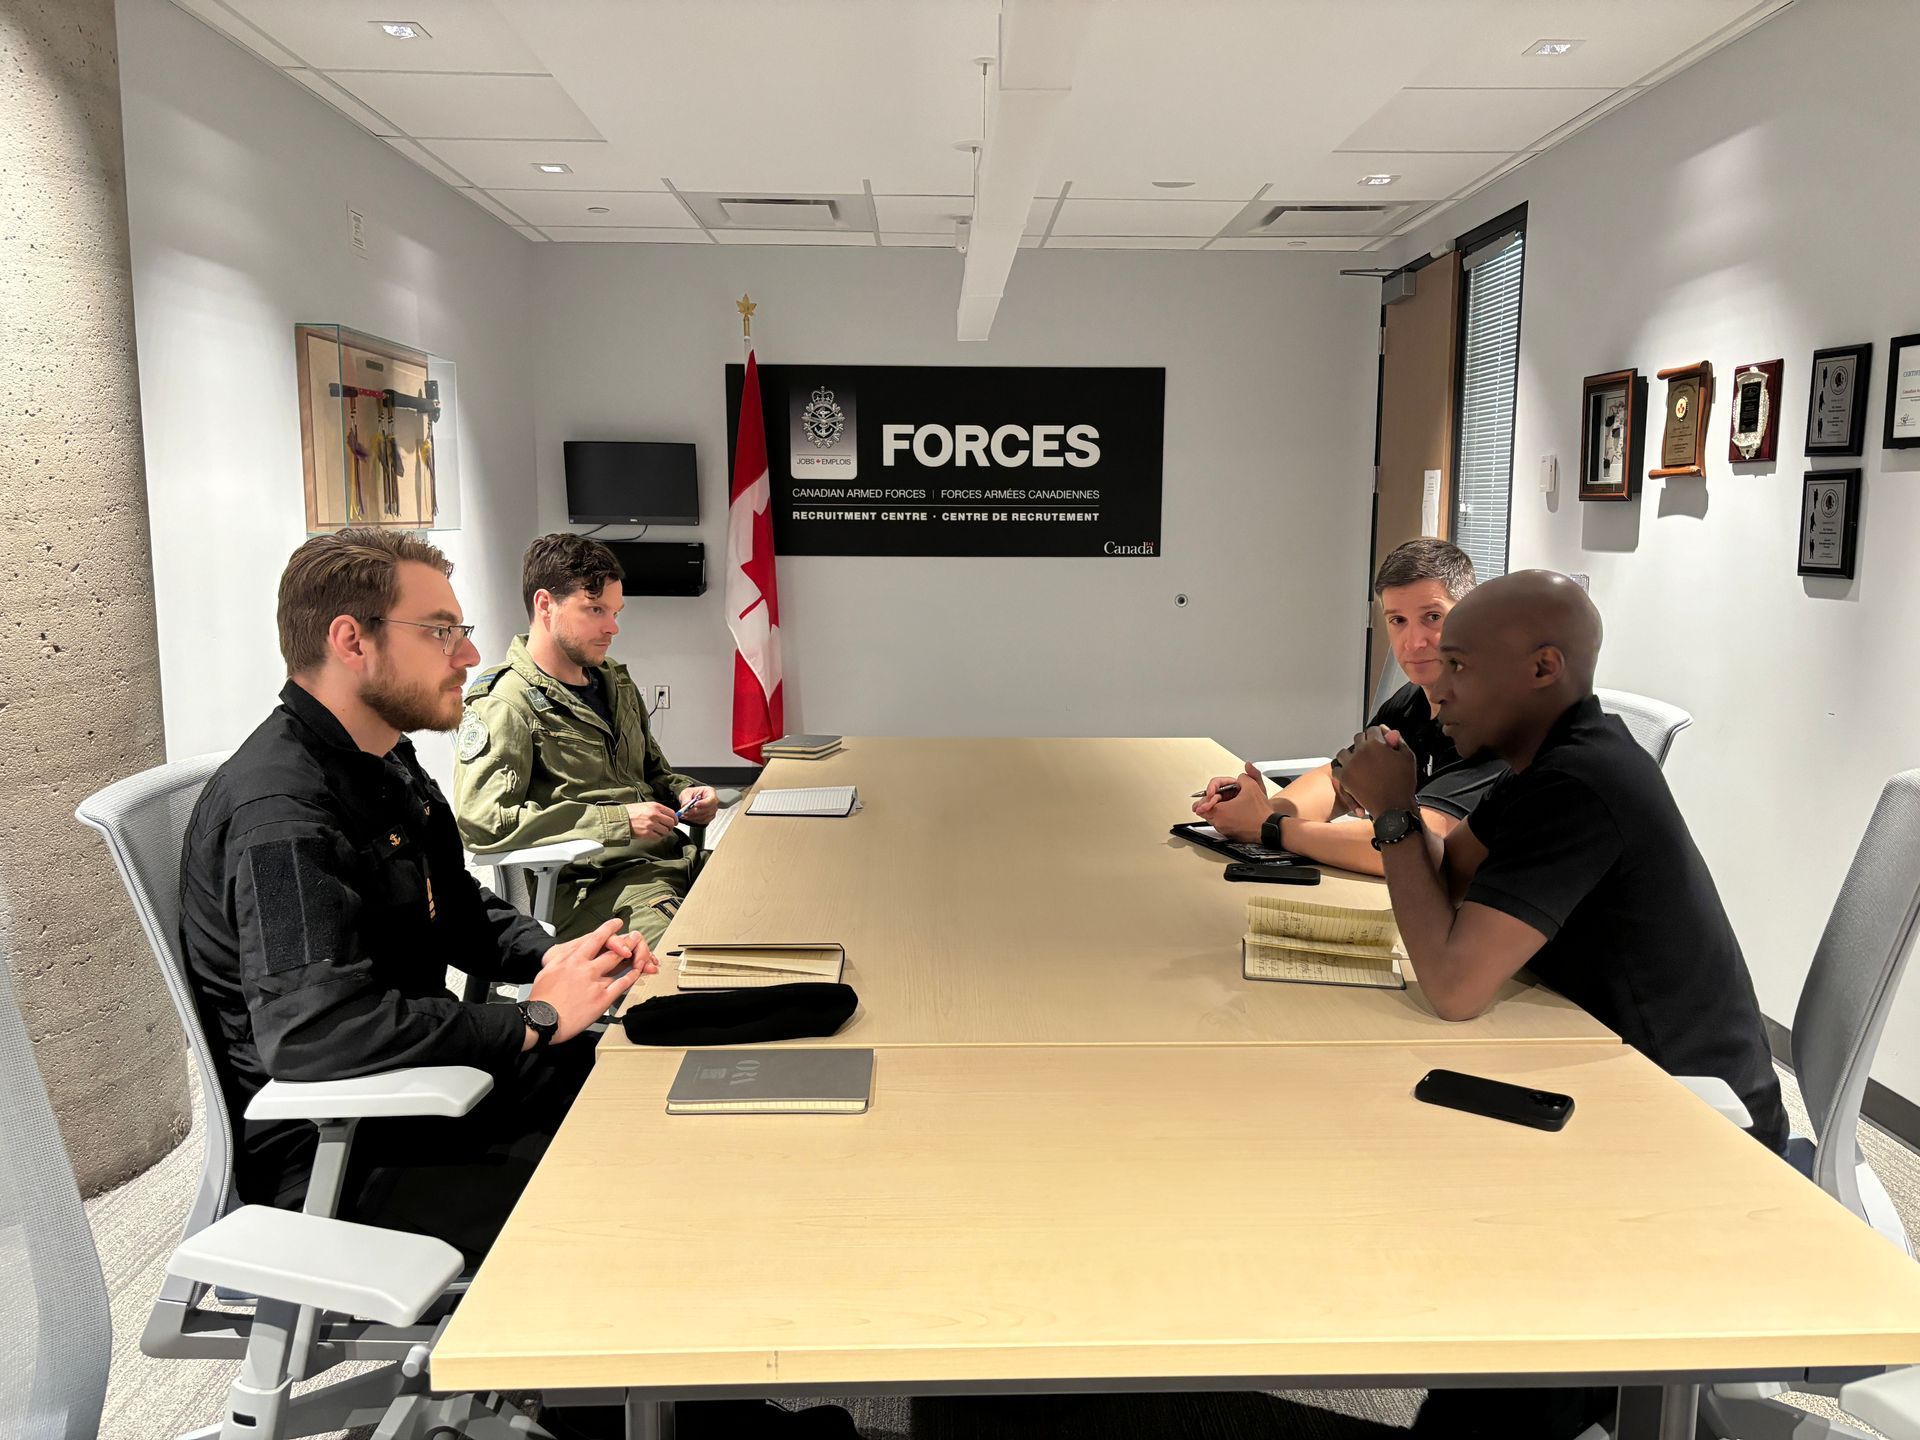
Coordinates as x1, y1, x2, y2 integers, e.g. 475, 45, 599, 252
1336, 568, 1786, 1439
1195, 538, 1508, 872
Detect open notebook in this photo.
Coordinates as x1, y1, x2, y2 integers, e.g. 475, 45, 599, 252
747, 786, 858, 817
674, 943, 846, 990
1240, 893, 1406, 990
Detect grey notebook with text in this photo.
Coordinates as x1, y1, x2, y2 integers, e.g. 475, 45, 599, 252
666, 1048, 874, 1114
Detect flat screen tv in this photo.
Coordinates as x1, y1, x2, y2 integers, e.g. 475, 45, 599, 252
563, 441, 699, 525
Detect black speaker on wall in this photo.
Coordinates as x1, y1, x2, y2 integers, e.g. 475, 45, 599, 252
604, 540, 705, 597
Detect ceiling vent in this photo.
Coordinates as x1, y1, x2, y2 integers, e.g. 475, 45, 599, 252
1222, 198, 1412, 238
681, 191, 878, 233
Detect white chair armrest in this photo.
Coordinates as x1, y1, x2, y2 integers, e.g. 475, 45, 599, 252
1675, 1074, 1753, 1128
1254, 757, 1331, 782
490, 838, 604, 870
1840, 1366, 1920, 1436
246, 1065, 494, 1122
169, 1206, 462, 1326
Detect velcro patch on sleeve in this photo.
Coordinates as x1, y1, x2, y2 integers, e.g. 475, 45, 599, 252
245, 836, 346, 975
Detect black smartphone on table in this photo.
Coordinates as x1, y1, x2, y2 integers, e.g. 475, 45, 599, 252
1223, 861, 1321, 885
1413, 1068, 1575, 1131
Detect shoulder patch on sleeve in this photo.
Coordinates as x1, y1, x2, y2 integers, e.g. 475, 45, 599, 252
245, 837, 344, 975
463, 665, 509, 702
456, 708, 490, 762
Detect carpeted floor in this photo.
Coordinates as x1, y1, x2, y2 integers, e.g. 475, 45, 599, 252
89, 1062, 1920, 1440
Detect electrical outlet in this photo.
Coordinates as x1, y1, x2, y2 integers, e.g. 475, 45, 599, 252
652, 685, 670, 711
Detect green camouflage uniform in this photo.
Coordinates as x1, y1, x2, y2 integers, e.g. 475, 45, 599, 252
453, 635, 700, 945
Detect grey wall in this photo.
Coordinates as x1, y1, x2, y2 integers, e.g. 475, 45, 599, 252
531, 243, 1381, 770
1386, 0, 1920, 1105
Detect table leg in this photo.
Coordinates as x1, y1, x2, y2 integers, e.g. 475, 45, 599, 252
1616, 1383, 1700, 1440
623, 1394, 675, 1440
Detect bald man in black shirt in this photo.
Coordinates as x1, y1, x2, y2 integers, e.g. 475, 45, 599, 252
1336, 569, 1785, 1439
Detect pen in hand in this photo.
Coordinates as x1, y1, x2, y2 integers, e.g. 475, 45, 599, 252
1190, 782, 1242, 801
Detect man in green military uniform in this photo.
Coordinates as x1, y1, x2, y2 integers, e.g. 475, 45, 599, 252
454, 534, 719, 945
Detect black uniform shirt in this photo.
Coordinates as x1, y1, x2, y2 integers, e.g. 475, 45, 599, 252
1368, 681, 1508, 821
560, 667, 615, 733
1465, 696, 1788, 1152
179, 681, 553, 1202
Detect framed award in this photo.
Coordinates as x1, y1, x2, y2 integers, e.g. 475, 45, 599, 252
1650, 361, 1713, 479
1797, 469, 1861, 579
1884, 332, 1920, 450
1579, 368, 1644, 501
1805, 343, 1872, 457
1728, 358, 1782, 463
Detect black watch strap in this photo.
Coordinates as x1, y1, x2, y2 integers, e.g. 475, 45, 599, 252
1370, 809, 1421, 851
1260, 814, 1287, 851
518, 999, 559, 1049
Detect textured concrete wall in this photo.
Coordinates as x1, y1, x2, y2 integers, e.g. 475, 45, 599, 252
0, 0, 189, 1193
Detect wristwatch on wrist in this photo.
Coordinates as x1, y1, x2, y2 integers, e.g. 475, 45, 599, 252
1259, 813, 1288, 852
518, 998, 560, 1049
1370, 809, 1421, 851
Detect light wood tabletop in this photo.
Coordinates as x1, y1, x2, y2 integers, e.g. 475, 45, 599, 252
604, 737, 1613, 1050
434, 1042, 1920, 1393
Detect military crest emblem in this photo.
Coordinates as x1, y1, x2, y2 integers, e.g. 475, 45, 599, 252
800, 386, 846, 450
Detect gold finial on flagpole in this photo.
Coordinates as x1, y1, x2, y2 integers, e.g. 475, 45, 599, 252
736, 293, 756, 340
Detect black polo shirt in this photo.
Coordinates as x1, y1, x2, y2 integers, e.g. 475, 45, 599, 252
1465, 696, 1788, 1152
179, 681, 554, 1203
1369, 681, 1508, 821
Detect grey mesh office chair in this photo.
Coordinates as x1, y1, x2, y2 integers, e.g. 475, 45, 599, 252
1255, 651, 1412, 786
1687, 771, 1920, 1440
0, 922, 111, 1439
74, 756, 547, 1440
1595, 687, 1693, 769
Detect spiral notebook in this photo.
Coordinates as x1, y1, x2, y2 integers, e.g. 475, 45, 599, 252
747, 786, 858, 817
1240, 894, 1406, 990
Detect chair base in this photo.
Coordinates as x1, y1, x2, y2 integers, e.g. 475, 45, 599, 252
1703, 1385, 1879, 1440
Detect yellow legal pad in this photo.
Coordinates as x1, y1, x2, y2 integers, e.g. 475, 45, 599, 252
1241, 894, 1405, 990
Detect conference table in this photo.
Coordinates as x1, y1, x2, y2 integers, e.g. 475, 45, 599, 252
434, 738, 1920, 1439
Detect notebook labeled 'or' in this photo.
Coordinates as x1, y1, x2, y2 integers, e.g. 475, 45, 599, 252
747, 786, 857, 817
666, 1047, 874, 1115
674, 943, 846, 989
1240, 893, 1406, 990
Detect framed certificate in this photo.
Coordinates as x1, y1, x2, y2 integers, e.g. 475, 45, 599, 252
1728, 358, 1782, 463
1579, 368, 1644, 501
1805, 343, 1872, 457
1650, 360, 1713, 479
1884, 332, 1920, 450
1797, 469, 1861, 579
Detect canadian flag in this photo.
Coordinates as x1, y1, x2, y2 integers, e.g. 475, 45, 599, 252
726, 345, 784, 762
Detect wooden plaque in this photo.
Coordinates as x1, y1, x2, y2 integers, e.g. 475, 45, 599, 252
1650, 360, 1713, 479
1728, 358, 1782, 463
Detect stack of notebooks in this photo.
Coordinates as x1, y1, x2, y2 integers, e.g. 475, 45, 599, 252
675, 942, 846, 990
762, 733, 843, 761
1241, 892, 1406, 990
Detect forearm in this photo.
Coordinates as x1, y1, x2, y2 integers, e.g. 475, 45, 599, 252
1271, 764, 1338, 821
458, 794, 631, 853
1273, 816, 1384, 876
1379, 829, 1481, 1017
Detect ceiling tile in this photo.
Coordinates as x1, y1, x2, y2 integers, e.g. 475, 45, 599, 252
711, 230, 878, 247
1047, 235, 1211, 250
1037, 178, 1266, 203
1340, 87, 1618, 153
286, 69, 404, 134
169, 0, 301, 65
220, 0, 546, 71
381, 136, 470, 187
327, 72, 601, 141
418, 139, 624, 190
484, 188, 692, 228
1050, 198, 1244, 238
873, 195, 973, 233
881, 233, 961, 248
456, 188, 531, 227
1281, 151, 1512, 202
1407, 1, 1766, 89
1024, 196, 1064, 236
541, 227, 714, 243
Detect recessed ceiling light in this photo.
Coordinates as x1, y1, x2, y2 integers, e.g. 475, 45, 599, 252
1527, 38, 1582, 56
532, 163, 572, 174
374, 21, 429, 40
1359, 174, 1399, 187
1151, 180, 1196, 190
587, 206, 611, 214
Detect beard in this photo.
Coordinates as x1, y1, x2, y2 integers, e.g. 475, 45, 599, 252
555, 628, 605, 673
362, 657, 463, 733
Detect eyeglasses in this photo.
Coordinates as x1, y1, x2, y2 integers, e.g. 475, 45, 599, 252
375, 617, 477, 656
